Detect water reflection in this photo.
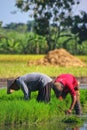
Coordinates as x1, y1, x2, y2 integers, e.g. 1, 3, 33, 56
72, 128, 79, 130
0, 121, 87, 130
66, 121, 87, 130
66, 127, 79, 130
0, 122, 66, 130
80, 122, 87, 130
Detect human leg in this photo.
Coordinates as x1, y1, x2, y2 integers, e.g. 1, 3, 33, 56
37, 84, 51, 102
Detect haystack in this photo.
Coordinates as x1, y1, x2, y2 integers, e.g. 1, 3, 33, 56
28, 48, 86, 67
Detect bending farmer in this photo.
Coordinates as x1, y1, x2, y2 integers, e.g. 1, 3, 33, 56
7, 72, 52, 102
53, 73, 82, 115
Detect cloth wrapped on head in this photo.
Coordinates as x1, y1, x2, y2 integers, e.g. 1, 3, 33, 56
53, 82, 64, 98
7, 78, 20, 94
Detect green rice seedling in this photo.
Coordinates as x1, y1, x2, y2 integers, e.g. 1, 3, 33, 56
80, 90, 87, 106
0, 88, 87, 125
83, 101, 87, 113
62, 116, 82, 124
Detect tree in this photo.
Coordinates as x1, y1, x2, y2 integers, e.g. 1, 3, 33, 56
71, 11, 87, 44
0, 21, 2, 28
15, 0, 80, 51
4, 23, 28, 33
27, 20, 35, 32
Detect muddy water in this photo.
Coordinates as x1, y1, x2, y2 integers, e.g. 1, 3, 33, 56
0, 119, 87, 130
80, 84, 87, 89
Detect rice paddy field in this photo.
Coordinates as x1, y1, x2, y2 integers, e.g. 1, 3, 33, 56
0, 54, 87, 78
0, 88, 87, 126
0, 54, 87, 126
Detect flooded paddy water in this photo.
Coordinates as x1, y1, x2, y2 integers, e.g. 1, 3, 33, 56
0, 118, 87, 130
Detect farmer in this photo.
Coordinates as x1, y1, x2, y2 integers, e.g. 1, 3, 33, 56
53, 73, 82, 115
7, 72, 52, 102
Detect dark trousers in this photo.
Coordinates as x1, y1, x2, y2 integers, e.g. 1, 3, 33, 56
74, 100, 82, 115
37, 84, 51, 103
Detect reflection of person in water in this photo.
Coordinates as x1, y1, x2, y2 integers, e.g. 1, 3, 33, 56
53, 73, 82, 115
72, 128, 79, 130
66, 127, 79, 130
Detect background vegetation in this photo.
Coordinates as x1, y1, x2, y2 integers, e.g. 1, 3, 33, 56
0, 55, 87, 78
0, 0, 87, 55
0, 27, 87, 55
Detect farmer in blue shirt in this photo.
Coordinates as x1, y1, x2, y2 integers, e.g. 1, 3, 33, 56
7, 72, 52, 102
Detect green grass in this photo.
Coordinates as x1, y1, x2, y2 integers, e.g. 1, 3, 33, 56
0, 89, 65, 125
0, 88, 87, 126
0, 62, 87, 78
0, 54, 44, 62
76, 55, 87, 63
62, 116, 82, 124
0, 55, 87, 78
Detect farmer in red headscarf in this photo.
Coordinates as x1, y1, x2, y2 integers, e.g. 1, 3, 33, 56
53, 73, 82, 115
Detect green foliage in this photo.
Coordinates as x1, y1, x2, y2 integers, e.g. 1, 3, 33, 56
0, 0, 87, 54
0, 89, 61, 125
0, 26, 87, 54
62, 116, 82, 124
0, 89, 86, 126
71, 12, 87, 44
80, 90, 87, 105
4, 23, 28, 33
0, 30, 48, 54
15, 0, 83, 51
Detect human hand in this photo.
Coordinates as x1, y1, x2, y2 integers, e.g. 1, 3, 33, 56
59, 96, 63, 100
65, 109, 72, 115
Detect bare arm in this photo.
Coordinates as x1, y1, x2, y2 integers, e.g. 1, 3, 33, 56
66, 95, 76, 114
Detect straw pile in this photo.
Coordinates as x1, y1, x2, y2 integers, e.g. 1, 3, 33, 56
28, 48, 86, 67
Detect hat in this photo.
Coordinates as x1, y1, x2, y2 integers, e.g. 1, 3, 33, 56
53, 82, 63, 98
7, 78, 20, 94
